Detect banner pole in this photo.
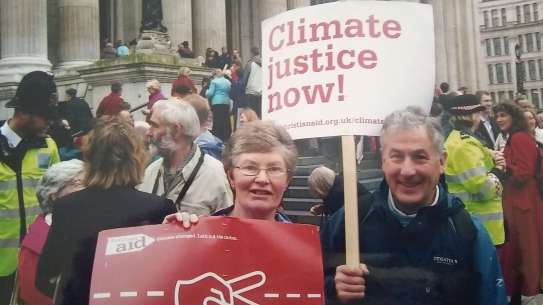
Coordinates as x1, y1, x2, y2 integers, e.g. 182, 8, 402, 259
341, 135, 360, 265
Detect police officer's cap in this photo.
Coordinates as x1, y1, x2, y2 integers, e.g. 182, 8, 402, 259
6, 71, 58, 119
448, 94, 486, 115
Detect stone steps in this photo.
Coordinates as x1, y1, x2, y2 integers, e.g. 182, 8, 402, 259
284, 153, 383, 226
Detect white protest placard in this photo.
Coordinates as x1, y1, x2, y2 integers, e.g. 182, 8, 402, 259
262, 1, 435, 140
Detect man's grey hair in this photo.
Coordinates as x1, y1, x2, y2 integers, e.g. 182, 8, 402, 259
152, 99, 200, 140
36, 159, 84, 214
380, 106, 445, 154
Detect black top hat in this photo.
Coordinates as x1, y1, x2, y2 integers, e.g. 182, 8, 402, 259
447, 94, 485, 115
6, 71, 58, 119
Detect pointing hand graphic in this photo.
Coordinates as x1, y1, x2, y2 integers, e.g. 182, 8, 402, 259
175, 271, 266, 305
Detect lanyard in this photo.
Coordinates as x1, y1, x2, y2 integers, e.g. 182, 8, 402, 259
152, 151, 205, 211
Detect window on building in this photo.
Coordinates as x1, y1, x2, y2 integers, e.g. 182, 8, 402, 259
534, 3, 539, 21
529, 60, 537, 80
536, 32, 541, 51
496, 63, 505, 83
531, 89, 540, 107
498, 91, 506, 102
508, 91, 514, 100
506, 62, 512, 82
501, 8, 507, 25
493, 37, 502, 56
491, 9, 499, 26
518, 34, 524, 52
524, 4, 532, 22
504, 37, 509, 55
490, 92, 496, 101
488, 64, 494, 84
538, 59, 543, 80
485, 39, 492, 56
516, 6, 522, 22
526, 33, 534, 52
483, 11, 489, 27
540, 89, 543, 108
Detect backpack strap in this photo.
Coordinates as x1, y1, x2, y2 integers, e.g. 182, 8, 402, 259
449, 198, 477, 246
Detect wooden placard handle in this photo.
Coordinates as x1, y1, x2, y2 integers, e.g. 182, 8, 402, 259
341, 135, 360, 265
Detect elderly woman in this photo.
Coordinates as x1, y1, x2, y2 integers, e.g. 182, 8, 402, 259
165, 120, 296, 224
307, 166, 369, 217
36, 116, 176, 305
17, 160, 84, 305
171, 67, 197, 96
444, 95, 505, 247
493, 102, 543, 303
206, 69, 232, 142
146, 79, 166, 110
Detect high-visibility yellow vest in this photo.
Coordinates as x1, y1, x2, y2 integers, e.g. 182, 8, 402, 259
0, 136, 59, 276
444, 130, 504, 246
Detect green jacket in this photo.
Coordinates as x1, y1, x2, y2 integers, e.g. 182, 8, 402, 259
444, 130, 504, 246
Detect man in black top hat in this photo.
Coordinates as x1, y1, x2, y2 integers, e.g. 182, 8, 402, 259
0, 71, 61, 305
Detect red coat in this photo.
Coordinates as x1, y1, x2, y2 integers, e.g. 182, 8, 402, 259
96, 92, 124, 117
503, 132, 542, 210
18, 214, 53, 305
171, 75, 197, 96
501, 131, 543, 295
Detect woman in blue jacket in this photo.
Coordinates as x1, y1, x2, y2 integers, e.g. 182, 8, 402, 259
206, 69, 232, 142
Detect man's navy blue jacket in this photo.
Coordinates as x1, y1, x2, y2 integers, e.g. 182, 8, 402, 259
321, 180, 507, 305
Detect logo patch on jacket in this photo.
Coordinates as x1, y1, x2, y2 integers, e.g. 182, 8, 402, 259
433, 256, 458, 266
37, 153, 51, 169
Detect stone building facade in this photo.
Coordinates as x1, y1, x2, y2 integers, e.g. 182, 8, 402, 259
0, 0, 485, 118
478, 0, 543, 109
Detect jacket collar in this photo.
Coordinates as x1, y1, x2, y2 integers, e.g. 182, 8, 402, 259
374, 177, 463, 219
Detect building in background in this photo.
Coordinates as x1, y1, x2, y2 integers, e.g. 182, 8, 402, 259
478, 0, 543, 109
0, 0, 489, 118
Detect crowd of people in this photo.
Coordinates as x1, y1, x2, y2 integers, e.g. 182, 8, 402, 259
0, 63, 542, 305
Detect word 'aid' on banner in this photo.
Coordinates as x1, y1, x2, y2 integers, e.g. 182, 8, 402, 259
89, 217, 324, 305
262, 1, 435, 140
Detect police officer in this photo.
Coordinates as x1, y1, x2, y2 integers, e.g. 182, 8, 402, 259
0, 71, 60, 304
444, 94, 506, 246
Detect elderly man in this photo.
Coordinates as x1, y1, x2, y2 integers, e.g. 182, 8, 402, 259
321, 107, 507, 305
139, 100, 232, 215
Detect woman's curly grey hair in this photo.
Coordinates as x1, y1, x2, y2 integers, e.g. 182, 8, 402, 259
36, 159, 84, 214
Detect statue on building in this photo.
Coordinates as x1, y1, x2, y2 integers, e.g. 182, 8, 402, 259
141, 0, 168, 33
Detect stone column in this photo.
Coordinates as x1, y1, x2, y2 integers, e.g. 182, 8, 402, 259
287, 0, 310, 9
430, 0, 449, 85
230, 0, 242, 53
192, 0, 227, 58
58, 0, 100, 68
443, 0, 459, 90
0, 0, 52, 81
260, 0, 288, 19
114, 0, 142, 44
163, 0, 192, 48
251, 1, 262, 50
239, 0, 254, 62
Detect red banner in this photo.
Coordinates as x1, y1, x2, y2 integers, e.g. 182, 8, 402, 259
89, 217, 324, 305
